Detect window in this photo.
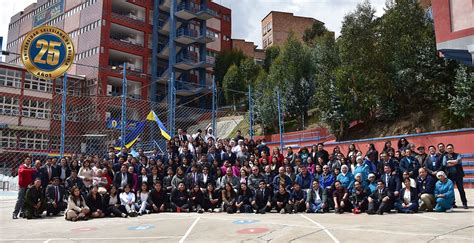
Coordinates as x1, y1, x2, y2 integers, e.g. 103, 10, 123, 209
24, 73, 53, 92
268, 34, 273, 45
0, 96, 19, 116
18, 131, 49, 150
267, 22, 272, 31
0, 68, 22, 88
21, 99, 51, 119
0, 130, 17, 148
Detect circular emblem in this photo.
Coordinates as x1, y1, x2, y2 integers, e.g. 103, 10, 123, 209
21, 25, 75, 80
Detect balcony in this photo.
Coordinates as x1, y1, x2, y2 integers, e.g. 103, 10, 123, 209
175, 28, 199, 45
175, 2, 216, 21
157, 42, 182, 59
175, 52, 199, 70
157, 17, 182, 35
111, 12, 146, 28
175, 80, 207, 96
110, 38, 144, 52
196, 29, 218, 44
156, 68, 182, 84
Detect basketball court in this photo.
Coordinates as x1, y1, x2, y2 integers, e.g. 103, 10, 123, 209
0, 190, 473, 242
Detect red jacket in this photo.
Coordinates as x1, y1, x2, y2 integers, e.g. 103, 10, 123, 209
18, 164, 37, 188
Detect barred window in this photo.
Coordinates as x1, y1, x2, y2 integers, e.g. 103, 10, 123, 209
24, 73, 53, 92
0, 130, 17, 149
0, 68, 22, 88
0, 96, 20, 116
21, 99, 51, 119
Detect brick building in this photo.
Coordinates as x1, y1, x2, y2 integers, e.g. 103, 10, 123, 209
231, 39, 264, 63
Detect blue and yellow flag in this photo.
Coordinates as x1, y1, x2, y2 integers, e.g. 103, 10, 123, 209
146, 111, 171, 141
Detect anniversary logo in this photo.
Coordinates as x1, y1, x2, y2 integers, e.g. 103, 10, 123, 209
21, 25, 74, 79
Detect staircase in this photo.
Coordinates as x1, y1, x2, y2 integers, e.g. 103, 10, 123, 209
463, 153, 474, 188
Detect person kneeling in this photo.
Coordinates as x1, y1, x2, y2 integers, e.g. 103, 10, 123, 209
24, 178, 45, 219
306, 180, 327, 213
273, 184, 291, 214
434, 171, 455, 213
394, 178, 418, 213
367, 180, 392, 215
65, 186, 90, 221
333, 180, 351, 214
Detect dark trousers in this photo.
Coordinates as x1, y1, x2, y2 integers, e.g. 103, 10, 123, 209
202, 200, 219, 210
290, 201, 306, 212
46, 201, 67, 216
448, 175, 467, 205
13, 187, 27, 216
106, 205, 126, 217
170, 202, 190, 212
23, 203, 45, 219
367, 199, 391, 214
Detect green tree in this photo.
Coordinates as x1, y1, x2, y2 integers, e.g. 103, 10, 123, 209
448, 66, 473, 119
263, 46, 280, 72
222, 58, 261, 105
213, 49, 246, 105
253, 70, 279, 132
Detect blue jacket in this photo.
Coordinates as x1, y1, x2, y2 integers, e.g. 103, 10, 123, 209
337, 172, 354, 190
272, 174, 292, 192
319, 173, 334, 190
367, 181, 377, 194
353, 164, 369, 181
295, 172, 313, 190
400, 156, 420, 178
434, 179, 455, 204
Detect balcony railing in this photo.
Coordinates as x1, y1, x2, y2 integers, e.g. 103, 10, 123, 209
110, 38, 144, 52
111, 12, 145, 26
177, 28, 199, 38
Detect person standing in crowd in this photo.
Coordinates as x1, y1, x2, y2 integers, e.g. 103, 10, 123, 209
23, 178, 45, 219
434, 171, 455, 212
315, 143, 330, 165
394, 178, 419, 213
57, 158, 71, 183
367, 180, 393, 215
400, 148, 421, 179
65, 186, 90, 221
13, 157, 37, 219
443, 144, 467, 209
295, 166, 313, 190
45, 177, 66, 216
114, 165, 132, 191
417, 168, 436, 212
424, 146, 443, 177
397, 137, 410, 152
306, 180, 327, 213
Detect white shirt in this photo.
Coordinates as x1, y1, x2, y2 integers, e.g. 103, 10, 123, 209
403, 190, 411, 205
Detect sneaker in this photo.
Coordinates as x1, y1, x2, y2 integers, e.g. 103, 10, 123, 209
452, 204, 458, 208
208, 209, 212, 213
463, 204, 468, 209
306, 209, 311, 213
280, 209, 285, 214
12, 214, 18, 219
146, 210, 151, 214
213, 208, 221, 213
121, 213, 127, 218
445, 208, 453, 213
197, 209, 204, 214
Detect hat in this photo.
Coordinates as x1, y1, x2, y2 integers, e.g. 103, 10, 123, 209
436, 171, 446, 178
368, 173, 376, 178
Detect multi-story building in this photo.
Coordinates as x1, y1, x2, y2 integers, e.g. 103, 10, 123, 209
261, 11, 326, 49
1, 0, 231, 160
5, 0, 231, 103
232, 39, 265, 64
0, 62, 85, 165
432, 0, 473, 66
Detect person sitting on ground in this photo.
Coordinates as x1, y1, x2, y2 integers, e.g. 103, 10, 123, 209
236, 183, 254, 213
367, 180, 393, 215
136, 182, 151, 215
417, 168, 436, 212
202, 183, 220, 212
170, 182, 190, 212
350, 180, 368, 214
289, 183, 306, 213
222, 182, 237, 214
148, 182, 168, 213
251, 180, 272, 214
23, 177, 45, 219
273, 184, 291, 214
190, 184, 204, 213
45, 177, 66, 216
333, 180, 351, 214
120, 184, 138, 217
85, 185, 105, 218
65, 186, 90, 221
306, 180, 327, 213
103, 185, 127, 218
434, 171, 455, 213
394, 178, 419, 213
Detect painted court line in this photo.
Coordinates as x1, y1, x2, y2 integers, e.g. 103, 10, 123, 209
179, 216, 201, 243
300, 214, 340, 243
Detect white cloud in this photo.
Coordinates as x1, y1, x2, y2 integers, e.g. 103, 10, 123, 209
215, 0, 387, 48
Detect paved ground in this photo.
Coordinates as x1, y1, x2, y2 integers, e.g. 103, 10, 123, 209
0, 190, 473, 243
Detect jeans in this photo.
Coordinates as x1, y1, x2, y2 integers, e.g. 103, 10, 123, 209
13, 187, 27, 216
309, 202, 323, 213
394, 202, 418, 213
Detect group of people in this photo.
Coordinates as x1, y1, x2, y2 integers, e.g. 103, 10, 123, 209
12, 128, 468, 221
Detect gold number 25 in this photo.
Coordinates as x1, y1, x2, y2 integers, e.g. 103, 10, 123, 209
33, 39, 62, 65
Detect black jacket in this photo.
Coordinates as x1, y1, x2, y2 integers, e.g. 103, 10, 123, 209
45, 184, 66, 204
85, 193, 104, 212
147, 188, 168, 207
113, 172, 133, 189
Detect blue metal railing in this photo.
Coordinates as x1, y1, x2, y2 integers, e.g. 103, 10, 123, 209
177, 28, 199, 38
